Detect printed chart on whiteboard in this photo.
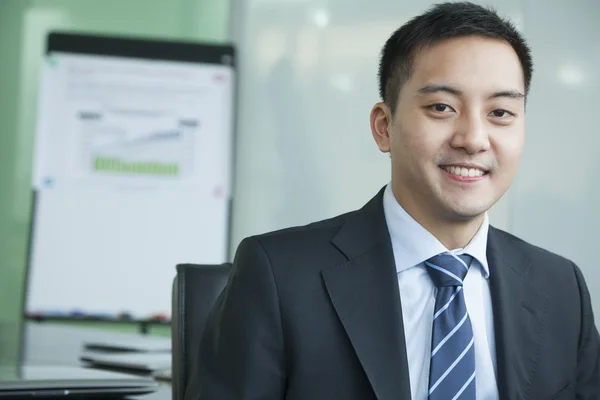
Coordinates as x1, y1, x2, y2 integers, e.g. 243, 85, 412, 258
26, 33, 235, 321
79, 113, 196, 180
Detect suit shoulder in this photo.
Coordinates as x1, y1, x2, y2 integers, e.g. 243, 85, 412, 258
489, 227, 584, 301
249, 209, 356, 248
490, 226, 574, 268
234, 210, 356, 272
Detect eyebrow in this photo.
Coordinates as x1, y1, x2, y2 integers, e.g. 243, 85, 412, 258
417, 84, 525, 100
489, 90, 525, 100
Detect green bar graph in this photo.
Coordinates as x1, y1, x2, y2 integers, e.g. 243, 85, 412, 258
93, 157, 179, 176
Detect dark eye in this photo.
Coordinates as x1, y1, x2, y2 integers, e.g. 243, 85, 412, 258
430, 104, 454, 113
490, 109, 513, 118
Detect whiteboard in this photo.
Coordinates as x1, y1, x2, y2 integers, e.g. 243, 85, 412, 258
25, 33, 235, 320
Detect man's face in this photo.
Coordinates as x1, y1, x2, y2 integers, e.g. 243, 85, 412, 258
373, 35, 526, 223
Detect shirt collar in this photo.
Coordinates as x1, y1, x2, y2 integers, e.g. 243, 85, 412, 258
382, 183, 490, 278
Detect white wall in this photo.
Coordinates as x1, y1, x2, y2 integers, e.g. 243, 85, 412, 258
511, 0, 600, 311
229, 0, 600, 316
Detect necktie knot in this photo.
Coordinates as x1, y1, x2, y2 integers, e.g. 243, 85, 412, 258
425, 253, 473, 287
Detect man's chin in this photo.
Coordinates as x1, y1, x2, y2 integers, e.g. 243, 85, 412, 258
440, 202, 490, 222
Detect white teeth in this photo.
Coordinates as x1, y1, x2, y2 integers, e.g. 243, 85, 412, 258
443, 166, 485, 177
469, 168, 484, 177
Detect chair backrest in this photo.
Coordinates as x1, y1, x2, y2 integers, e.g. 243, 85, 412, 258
171, 263, 231, 400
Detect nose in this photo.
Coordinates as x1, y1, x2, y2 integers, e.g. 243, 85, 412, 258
449, 112, 491, 154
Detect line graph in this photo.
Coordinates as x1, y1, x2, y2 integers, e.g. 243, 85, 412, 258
77, 111, 198, 179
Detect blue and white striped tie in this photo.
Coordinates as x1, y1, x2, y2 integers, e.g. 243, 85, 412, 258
425, 253, 476, 400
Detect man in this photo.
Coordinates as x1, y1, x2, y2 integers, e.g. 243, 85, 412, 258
186, 2, 600, 399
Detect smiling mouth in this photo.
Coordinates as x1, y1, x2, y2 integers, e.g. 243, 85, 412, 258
440, 165, 489, 178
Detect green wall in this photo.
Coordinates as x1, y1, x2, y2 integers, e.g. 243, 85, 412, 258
0, 0, 231, 354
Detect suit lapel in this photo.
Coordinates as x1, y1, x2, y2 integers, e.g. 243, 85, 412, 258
488, 227, 548, 400
321, 188, 412, 400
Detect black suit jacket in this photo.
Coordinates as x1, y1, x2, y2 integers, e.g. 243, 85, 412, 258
186, 188, 600, 399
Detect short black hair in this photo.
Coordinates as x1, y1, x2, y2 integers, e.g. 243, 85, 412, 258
378, 1, 533, 113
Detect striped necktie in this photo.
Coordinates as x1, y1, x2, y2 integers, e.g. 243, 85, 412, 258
425, 253, 476, 400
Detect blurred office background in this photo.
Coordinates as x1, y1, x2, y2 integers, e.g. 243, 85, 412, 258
1, 0, 599, 356
0, 0, 232, 361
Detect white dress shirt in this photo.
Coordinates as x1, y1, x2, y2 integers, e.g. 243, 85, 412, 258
382, 184, 499, 400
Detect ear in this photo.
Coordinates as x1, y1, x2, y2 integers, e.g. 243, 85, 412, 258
370, 102, 392, 153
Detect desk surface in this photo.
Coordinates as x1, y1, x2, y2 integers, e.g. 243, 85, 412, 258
4, 322, 171, 399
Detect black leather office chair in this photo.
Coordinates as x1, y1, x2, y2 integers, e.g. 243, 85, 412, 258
171, 263, 232, 400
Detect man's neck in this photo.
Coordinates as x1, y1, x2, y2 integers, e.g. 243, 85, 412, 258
416, 214, 484, 250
